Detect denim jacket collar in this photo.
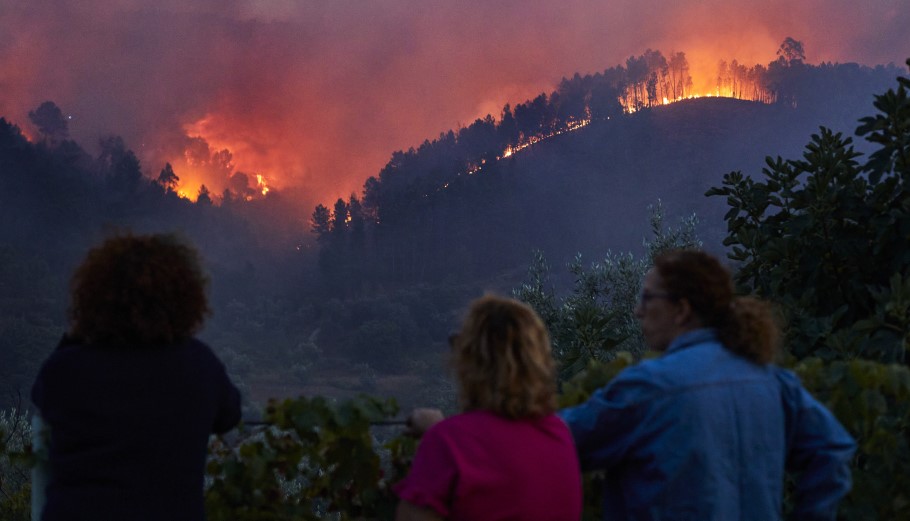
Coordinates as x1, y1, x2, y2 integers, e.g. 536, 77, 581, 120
665, 328, 718, 355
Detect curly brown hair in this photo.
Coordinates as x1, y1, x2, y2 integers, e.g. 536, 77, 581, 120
453, 295, 557, 419
653, 249, 779, 364
69, 233, 210, 346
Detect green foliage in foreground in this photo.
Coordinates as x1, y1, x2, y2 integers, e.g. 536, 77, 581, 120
795, 358, 910, 518
206, 354, 910, 521
3, 348, 907, 521
514, 201, 700, 379
706, 58, 910, 363
205, 394, 414, 521
0, 408, 31, 521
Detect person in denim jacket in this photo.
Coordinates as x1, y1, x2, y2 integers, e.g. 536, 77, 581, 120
560, 249, 855, 521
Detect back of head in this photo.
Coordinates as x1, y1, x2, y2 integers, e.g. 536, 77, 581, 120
454, 294, 557, 419
654, 249, 778, 364
69, 233, 210, 346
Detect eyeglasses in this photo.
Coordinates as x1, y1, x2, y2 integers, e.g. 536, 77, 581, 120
638, 291, 675, 306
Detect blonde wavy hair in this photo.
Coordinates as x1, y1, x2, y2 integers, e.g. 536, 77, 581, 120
453, 295, 557, 419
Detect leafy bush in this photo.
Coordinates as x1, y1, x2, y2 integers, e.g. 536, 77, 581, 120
0, 407, 31, 521
205, 394, 412, 521
793, 358, 910, 518
705, 59, 910, 363
514, 201, 699, 378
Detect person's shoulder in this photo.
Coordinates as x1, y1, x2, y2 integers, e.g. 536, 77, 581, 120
38, 335, 88, 368
771, 365, 801, 384
180, 337, 221, 360
32, 335, 90, 405
429, 410, 512, 437
416, 413, 468, 448
599, 353, 697, 404
609, 356, 668, 389
769, 365, 807, 400
434, 410, 489, 429
535, 412, 575, 437
762, 364, 804, 393
429, 411, 568, 445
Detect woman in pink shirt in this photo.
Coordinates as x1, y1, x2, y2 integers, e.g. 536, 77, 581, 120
394, 295, 582, 521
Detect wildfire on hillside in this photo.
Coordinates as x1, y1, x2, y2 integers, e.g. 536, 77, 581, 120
158, 115, 278, 202
158, 49, 778, 204
425, 69, 771, 199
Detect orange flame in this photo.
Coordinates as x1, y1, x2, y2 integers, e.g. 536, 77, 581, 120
154, 114, 281, 203
256, 173, 270, 196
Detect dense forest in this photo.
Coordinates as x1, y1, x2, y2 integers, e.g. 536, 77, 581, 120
0, 113, 317, 410
311, 44, 901, 289
0, 41, 904, 415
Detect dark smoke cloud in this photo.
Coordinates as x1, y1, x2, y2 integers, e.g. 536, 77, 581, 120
1, 0, 908, 207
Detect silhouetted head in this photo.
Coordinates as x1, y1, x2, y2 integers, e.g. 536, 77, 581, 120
635, 249, 778, 363
453, 294, 557, 419
69, 233, 210, 346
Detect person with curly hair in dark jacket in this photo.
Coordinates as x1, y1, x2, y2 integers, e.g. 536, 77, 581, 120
31, 233, 241, 521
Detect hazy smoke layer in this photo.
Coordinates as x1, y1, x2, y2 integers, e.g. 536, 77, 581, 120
1, 0, 907, 205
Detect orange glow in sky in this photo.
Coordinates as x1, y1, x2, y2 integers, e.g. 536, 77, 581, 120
1, 0, 907, 209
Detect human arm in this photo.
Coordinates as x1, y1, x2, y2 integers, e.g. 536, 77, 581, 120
212, 381, 241, 434
405, 408, 445, 437
395, 500, 445, 521
557, 369, 650, 472
210, 347, 242, 434
779, 371, 856, 521
392, 421, 455, 519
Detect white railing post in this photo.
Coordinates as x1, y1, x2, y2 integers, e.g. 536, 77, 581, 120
30, 414, 47, 521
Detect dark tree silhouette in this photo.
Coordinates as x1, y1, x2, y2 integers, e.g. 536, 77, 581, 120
228, 172, 256, 199
97, 136, 142, 194
643, 49, 668, 105
311, 204, 331, 238
498, 104, 520, 148
331, 198, 348, 234
348, 194, 364, 235
28, 101, 69, 142
668, 52, 690, 99
197, 185, 213, 205
777, 37, 806, 65
556, 73, 589, 122
361, 177, 381, 223
625, 54, 649, 110
157, 163, 179, 192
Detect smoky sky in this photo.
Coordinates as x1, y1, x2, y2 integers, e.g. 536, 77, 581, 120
1, 0, 908, 208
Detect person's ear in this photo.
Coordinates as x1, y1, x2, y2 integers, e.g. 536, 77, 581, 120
674, 298, 695, 326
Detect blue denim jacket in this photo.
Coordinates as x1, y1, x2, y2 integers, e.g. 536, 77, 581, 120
559, 329, 855, 521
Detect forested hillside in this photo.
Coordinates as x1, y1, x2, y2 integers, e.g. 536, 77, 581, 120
311, 50, 901, 291
0, 118, 313, 408
0, 44, 904, 413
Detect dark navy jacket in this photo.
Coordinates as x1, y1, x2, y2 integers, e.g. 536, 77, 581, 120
559, 329, 855, 521
32, 336, 241, 521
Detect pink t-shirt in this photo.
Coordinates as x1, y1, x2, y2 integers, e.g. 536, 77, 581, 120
393, 410, 582, 521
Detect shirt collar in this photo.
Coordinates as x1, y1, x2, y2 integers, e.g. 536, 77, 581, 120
665, 328, 718, 355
